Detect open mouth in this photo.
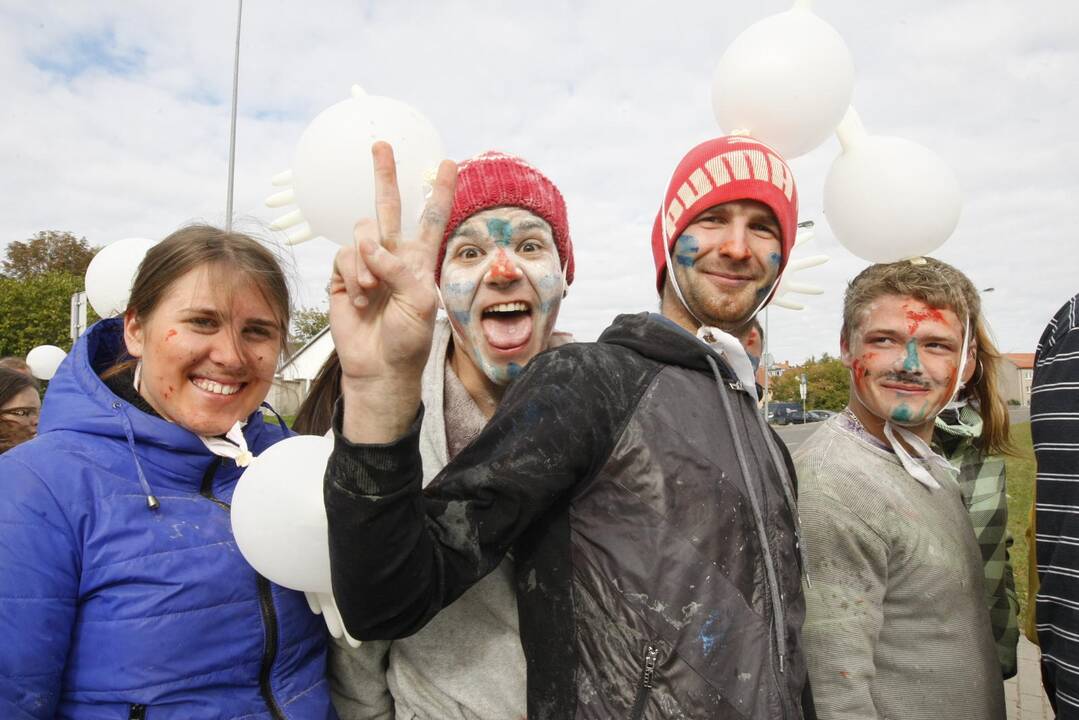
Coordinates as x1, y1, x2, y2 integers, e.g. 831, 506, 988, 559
480, 301, 534, 352
191, 376, 246, 397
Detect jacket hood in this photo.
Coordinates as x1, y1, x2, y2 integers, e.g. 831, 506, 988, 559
39, 318, 285, 485
598, 312, 739, 383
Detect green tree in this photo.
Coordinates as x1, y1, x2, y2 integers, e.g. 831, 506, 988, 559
769, 354, 851, 411
291, 306, 329, 346
0, 272, 86, 355
2, 231, 98, 280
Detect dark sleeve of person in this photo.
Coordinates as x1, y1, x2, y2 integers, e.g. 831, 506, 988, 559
324, 344, 654, 641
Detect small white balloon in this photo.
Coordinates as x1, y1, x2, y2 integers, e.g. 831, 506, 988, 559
291, 86, 444, 246
712, 8, 855, 159
824, 136, 962, 262
84, 238, 158, 318
231, 434, 334, 592
26, 345, 67, 380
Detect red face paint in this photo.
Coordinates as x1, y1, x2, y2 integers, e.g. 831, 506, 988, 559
489, 249, 523, 282
904, 306, 946, 335
165, 329, 178, 341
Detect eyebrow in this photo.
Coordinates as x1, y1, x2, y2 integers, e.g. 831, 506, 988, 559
181, 307, 279, 327
514, 219, 552, 234
863, 326, 958, 342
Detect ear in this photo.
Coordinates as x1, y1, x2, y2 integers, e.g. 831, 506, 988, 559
840, 335, 854, 369
960, 340, 978, 384
124, 309, 146, 359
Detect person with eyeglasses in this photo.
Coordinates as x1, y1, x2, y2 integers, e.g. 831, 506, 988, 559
0, 365, 40, 453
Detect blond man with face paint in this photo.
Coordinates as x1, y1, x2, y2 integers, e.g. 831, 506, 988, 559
795, 258, 1005, 720
295, 151, 574, 720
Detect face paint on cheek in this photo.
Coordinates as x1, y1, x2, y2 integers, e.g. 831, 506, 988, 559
674, 234, 699, 267
903, 340, 921, 372
769, 252, 781, 266
165, 329, 177, 341
439, 276, 480, 329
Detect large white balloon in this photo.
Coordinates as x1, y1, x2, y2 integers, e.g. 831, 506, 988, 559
26, 345, 67, 380
712, 7, 855, 159
231, 434, 334, 592
824, 136, 962, 263
84, 238, 157, 318
285, 85, 444, 246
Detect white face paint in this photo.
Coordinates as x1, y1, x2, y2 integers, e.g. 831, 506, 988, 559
439, 207, 564, 385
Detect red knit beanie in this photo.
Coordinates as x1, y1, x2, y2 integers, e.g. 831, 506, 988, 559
437, 151, 573, 286
651, 136, 798, 295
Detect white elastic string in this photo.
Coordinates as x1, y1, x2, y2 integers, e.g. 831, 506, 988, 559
696, 326, 758, 397
199, 420, 254, 467
881, 422, 950, 490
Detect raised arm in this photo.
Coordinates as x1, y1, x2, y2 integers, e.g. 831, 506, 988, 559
327, 141, 458, 444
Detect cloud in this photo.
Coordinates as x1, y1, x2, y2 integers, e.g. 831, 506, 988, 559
1, 0, 1074, 366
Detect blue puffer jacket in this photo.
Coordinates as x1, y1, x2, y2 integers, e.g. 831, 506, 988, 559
0, 319, 335, 719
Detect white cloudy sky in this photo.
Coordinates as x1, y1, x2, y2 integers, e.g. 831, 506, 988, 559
2, 1, 1075, 363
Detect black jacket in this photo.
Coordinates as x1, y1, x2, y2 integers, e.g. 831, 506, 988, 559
326, 312, 812, 719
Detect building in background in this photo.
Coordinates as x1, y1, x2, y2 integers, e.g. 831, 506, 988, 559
267, 327, 334, 417
998, 352, 1035, 407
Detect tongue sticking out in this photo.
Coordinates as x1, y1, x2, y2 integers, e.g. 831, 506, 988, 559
481, 313, 533, 350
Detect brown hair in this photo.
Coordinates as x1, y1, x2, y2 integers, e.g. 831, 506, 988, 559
0, 367, 39, 453
102, 224, 292, 380
0, 357, 33, 376
842, 257, 1012, 456
292, 350, 341, 435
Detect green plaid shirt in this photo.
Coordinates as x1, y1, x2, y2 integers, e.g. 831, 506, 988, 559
935, 406, 1020, 679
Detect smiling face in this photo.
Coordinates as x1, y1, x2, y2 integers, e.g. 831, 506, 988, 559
668, 200, 782, 331
123, 264, 284, 437
439, 207, 564, 386
843, 293, 974, 439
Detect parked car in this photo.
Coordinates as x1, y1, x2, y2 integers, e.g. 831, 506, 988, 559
773, 408, 832, 425
767, 402, 802, 425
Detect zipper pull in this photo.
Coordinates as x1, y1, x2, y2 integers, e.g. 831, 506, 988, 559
641, 644, 659, 688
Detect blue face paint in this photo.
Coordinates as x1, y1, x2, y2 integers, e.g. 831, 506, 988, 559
891, 404, 912, 422
442, 280, 477, 297
903, 340, 921, 373
451, 309, 471, 326
507, 363, 522, 380
769, 252, 781, 266
486, 218, 513, 247
674, 234, 700, 267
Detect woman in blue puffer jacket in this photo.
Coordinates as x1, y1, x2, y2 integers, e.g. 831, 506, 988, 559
0, 226, 335, 719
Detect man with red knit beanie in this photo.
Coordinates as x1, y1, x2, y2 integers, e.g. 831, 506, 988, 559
324, 137, 814, 719
321, 149, 574, 720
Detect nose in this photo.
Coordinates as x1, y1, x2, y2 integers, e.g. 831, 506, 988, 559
717, 221, 752, 261
485, 248, 524, 285
209, 330, 246, 370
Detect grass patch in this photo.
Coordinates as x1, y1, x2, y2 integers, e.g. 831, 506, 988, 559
262, 412, 296, 428
1005, 422, 1036, 631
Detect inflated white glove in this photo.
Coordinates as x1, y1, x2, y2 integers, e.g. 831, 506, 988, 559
305, 591, 361, 648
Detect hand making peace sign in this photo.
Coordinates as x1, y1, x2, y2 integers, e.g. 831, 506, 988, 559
328, 141, 458, 442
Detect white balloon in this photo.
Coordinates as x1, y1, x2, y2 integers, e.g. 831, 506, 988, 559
291, 86, 444, 246
25, 345, 67, 380
84, 238, 158, 318
824, 136, 962, 263
712, 8, 855, 159
231, 434, 334, 592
